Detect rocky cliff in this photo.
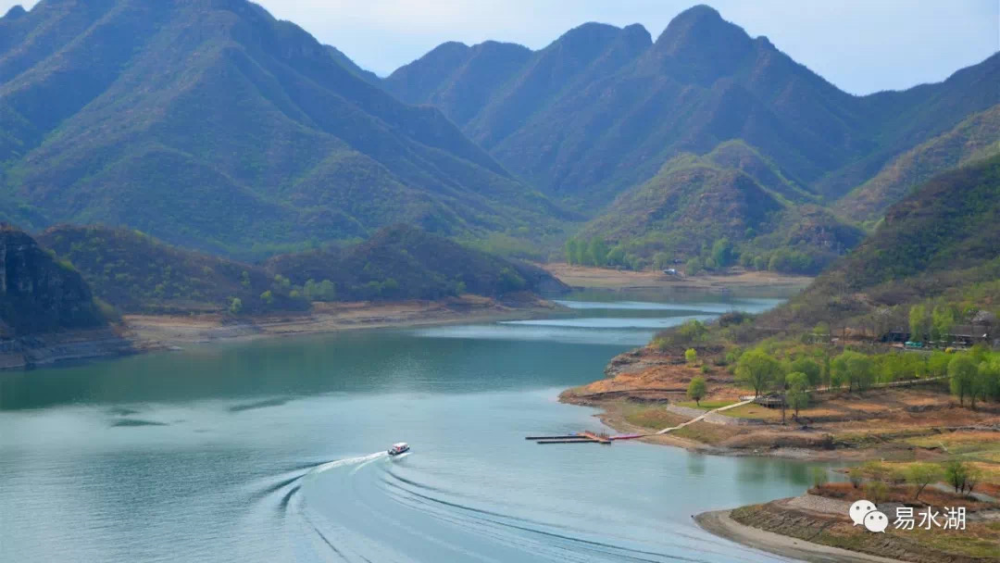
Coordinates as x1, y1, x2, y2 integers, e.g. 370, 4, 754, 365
0, 224, 107, 336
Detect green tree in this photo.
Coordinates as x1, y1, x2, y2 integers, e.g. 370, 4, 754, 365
228, 297, 243, 315
685, 348, 698, 364
564, 240, 579, 265
932, 305, 956, 344
948, 355, 978, 407
785, 372, 810, 418
587, 238, 609, 267
606, 246, 626, 268
831, 351, 875, 393
909, 304, 928, 343
686, 376, 707, 406
905, 463, 943, 501
945, 460, 970, 494
711, 237, 735, 268
790, 358, 822, 387
736, 350, 783, 398
260, 290, 274, 306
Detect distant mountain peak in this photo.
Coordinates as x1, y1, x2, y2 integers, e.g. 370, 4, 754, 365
2, 4, 26, 19
646, 5, 755, 84
553, 21, 629, 50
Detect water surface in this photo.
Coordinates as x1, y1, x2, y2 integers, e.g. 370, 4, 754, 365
1, 291, 818, 562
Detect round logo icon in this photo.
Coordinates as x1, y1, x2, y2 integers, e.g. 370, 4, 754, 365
863, 510, 888, 533
849, 499, 877, 526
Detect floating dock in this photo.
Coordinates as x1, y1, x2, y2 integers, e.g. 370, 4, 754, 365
526, 431, 638, 445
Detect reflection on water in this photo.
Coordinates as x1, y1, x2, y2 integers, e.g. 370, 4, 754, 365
0, 288, 821, 563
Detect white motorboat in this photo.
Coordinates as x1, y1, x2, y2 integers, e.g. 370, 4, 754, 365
388, 442, 410, 456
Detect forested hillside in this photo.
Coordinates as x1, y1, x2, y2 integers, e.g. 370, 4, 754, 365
0, 0, 568, 259
38, 224, 566, 315
760, 154, 1000, 335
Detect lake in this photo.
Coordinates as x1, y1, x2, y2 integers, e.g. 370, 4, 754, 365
1, 291, 821, 562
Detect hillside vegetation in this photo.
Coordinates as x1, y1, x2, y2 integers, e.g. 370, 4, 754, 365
762, 154, 1000, 335
38, 224, 566, 315
835, 105, 1000, 224
267, 225, 567, 301
0, 0, 567, 258
37, 225, 305, 314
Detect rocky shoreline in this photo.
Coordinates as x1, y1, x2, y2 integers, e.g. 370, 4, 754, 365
0, 328, 136, 370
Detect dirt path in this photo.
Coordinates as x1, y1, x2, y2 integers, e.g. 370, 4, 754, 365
695, 510, 905, 563
655, 399, 752, 434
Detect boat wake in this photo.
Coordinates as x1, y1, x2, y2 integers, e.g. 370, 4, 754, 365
245, 451, 772, 563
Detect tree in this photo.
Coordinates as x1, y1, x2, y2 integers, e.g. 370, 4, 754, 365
790, 358, 822, 387
945, 460, 969, 494
736, 350, 783, 398
908, 304, 928, 343
587, 238, 609, 267
685, 348, 698, 364
564, 240, 579, 265
260, 290, 274, 306
831, 351, 875, 393
228, 297, 243, 315
932, 305, 956, 344
785, 372, 810, 419
687, 376, 707, 406
905, 463, 943, 501
711, 237, 734, 268
948, 355, 978, 408
685, 257, 704, 276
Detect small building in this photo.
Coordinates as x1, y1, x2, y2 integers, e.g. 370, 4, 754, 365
662, 268, 678, 276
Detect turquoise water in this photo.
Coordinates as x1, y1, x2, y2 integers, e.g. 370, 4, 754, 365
0, 293, 817, 562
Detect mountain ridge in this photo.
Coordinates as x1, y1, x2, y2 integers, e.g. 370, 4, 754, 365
0, 0, 567, 258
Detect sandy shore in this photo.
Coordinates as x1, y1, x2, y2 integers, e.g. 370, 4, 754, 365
124, 295, 561, 349
539, 263, 813, 291
694, 510, 904, 563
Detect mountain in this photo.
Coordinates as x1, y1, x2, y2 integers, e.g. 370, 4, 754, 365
833, 104, 1000, 224
386, 6, 999, 214
267, 224, 568, 301
761, 153, 1000, 332
0, 224, 106, 336
0, 0, 567, 259
37, 224, 307, 314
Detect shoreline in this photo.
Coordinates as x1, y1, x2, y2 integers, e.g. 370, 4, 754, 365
694, 510, 903, 563
2, 296, 564, 371
538, 263, 814, 292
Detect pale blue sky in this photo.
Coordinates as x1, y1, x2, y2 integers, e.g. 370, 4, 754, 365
3, 0, 998, 94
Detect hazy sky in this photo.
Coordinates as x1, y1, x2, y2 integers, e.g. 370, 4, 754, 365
3, 0, 998, 94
